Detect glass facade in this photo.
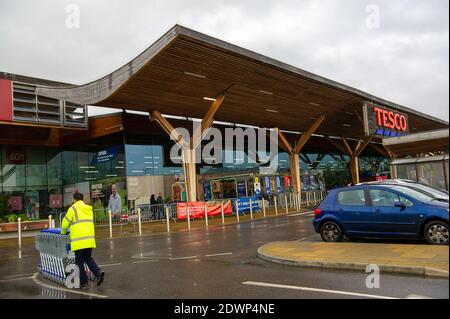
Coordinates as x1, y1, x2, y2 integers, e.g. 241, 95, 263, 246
0, 145, 126, 219
0, 133, 393, 218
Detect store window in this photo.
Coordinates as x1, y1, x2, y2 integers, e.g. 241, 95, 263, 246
416, 161, 446, 190
396, 163, 417, 181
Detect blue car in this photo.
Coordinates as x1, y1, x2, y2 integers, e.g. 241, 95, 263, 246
313, 184, 449, 245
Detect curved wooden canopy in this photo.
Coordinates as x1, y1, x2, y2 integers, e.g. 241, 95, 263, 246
36, 25, 448, 138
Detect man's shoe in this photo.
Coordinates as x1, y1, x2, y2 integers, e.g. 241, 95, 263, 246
80, 283, 89, 290
96, 271, 105, 286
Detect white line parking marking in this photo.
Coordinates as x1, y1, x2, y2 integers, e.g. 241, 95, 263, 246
133, 260, 159, 264
288, 211, 314, 217
99, 263, 122, 267
0, 276, 34, 283
406, 294, 433, 299
32, 273, 108, 298
242, 281, 397, 299
205, 252, 233, 257
169, 256, 198, 261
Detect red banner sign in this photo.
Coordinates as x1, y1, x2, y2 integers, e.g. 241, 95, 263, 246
7, 147, 26, 164
0, 79, 12, 122
49, 194, 63, 208
176, 201, 233, 220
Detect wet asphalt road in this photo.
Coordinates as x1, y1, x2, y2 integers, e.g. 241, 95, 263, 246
0, 212, 448, 299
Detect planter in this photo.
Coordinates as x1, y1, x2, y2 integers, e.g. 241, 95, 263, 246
0, 220, 50, 233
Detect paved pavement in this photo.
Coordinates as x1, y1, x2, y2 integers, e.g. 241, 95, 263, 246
258, 241, 449, 278
0, 211, 448, 299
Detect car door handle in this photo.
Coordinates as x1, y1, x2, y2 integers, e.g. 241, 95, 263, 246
337, 209, 344, 213
374, 209, 382, 213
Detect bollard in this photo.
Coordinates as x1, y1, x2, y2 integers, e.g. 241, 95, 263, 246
274, 196, 278, 215
108, 210, 113, 238
306, 192, 310, 206
48, 215, 52, 229
313, 191, 317, 205
204, 203, 208, 228
298, 193, 302, 210
187, 206, 191, 230
17, 217, 22, 248
236, 203, 240, 222
51, 219, 55, 228
249, 199, 253, 220
289, 193, 293, 208
137, 208, 142, 236
221, 202, 225, 225
262, 198, 266, 217
165, 206, 170, 233
285, 195, 289, 214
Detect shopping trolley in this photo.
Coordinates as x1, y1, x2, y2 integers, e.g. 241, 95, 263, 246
35, 228, 95, 287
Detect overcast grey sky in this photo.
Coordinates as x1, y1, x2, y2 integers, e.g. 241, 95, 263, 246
0, 0, 448, 121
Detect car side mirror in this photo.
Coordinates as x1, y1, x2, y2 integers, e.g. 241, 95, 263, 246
394, 201, 406, 209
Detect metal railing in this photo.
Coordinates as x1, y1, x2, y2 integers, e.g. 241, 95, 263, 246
49, 190, 328, 242
128, 204, 178, 224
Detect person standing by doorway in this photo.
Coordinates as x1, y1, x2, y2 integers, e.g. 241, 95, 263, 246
156, 192, 164, 219
108, 183, 122, 217
61, 192, 105, 289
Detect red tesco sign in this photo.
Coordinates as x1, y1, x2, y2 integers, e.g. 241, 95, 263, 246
373, 107, 407, 132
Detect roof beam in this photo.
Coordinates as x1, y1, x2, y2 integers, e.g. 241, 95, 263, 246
355, 136, 373, 157
340, 136, 355, 156
276, 128, 294, 154
294, 114, 326, 154
325, 137, 350, 155
150, 111, 185, 147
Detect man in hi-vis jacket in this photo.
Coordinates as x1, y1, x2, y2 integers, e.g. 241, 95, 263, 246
61, 192, 105, 289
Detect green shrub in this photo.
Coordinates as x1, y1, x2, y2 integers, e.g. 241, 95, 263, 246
0, 194, 13, 221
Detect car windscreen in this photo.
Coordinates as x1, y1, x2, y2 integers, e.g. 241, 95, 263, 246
391, 185, 435, 202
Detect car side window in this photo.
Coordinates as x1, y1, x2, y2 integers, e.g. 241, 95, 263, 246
399, 196, 414, 207
337, 190, 366, 206
369, 189, 399, 207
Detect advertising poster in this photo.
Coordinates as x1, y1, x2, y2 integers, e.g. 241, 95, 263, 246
263, 176, 271, 195
24, 191, 39, 219
176, 201, 232, 220
233, 197, 260, 214
91, 177, 127, 213
301, 175, 309, 191
90, 145, 121, 165
49, 194, 62, 209
64, 181, 91, 207
310, 175, 316, 190
254, 177, 261, 197
203, 182, 212, 201
237, 181, 247, 198
8, 196, 23, 211
284, 176, 291, 192
276, 176, 281, 194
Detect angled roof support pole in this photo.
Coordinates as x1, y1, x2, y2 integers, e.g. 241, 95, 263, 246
150, 110, 198, 202
294, 115, 326, 154
276, 115, 326, 195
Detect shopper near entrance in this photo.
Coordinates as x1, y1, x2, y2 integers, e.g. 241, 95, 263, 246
61, 192, 105, 289
108, 183, 122, 215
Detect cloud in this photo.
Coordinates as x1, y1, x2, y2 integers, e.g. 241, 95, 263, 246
0, 0, 448, 120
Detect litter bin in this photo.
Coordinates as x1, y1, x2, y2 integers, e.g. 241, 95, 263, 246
35, 228, 94, 287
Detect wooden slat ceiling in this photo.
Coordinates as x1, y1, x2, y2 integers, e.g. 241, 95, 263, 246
36, 25, 448, 139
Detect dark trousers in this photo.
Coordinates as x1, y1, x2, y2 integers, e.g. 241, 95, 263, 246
75, 248, 101, 285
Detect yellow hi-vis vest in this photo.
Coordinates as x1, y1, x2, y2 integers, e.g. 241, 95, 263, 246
61, 200, 96, 251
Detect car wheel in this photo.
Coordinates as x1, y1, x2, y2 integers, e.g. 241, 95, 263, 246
424, 221, 449, 245
320, 222, 343, 242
